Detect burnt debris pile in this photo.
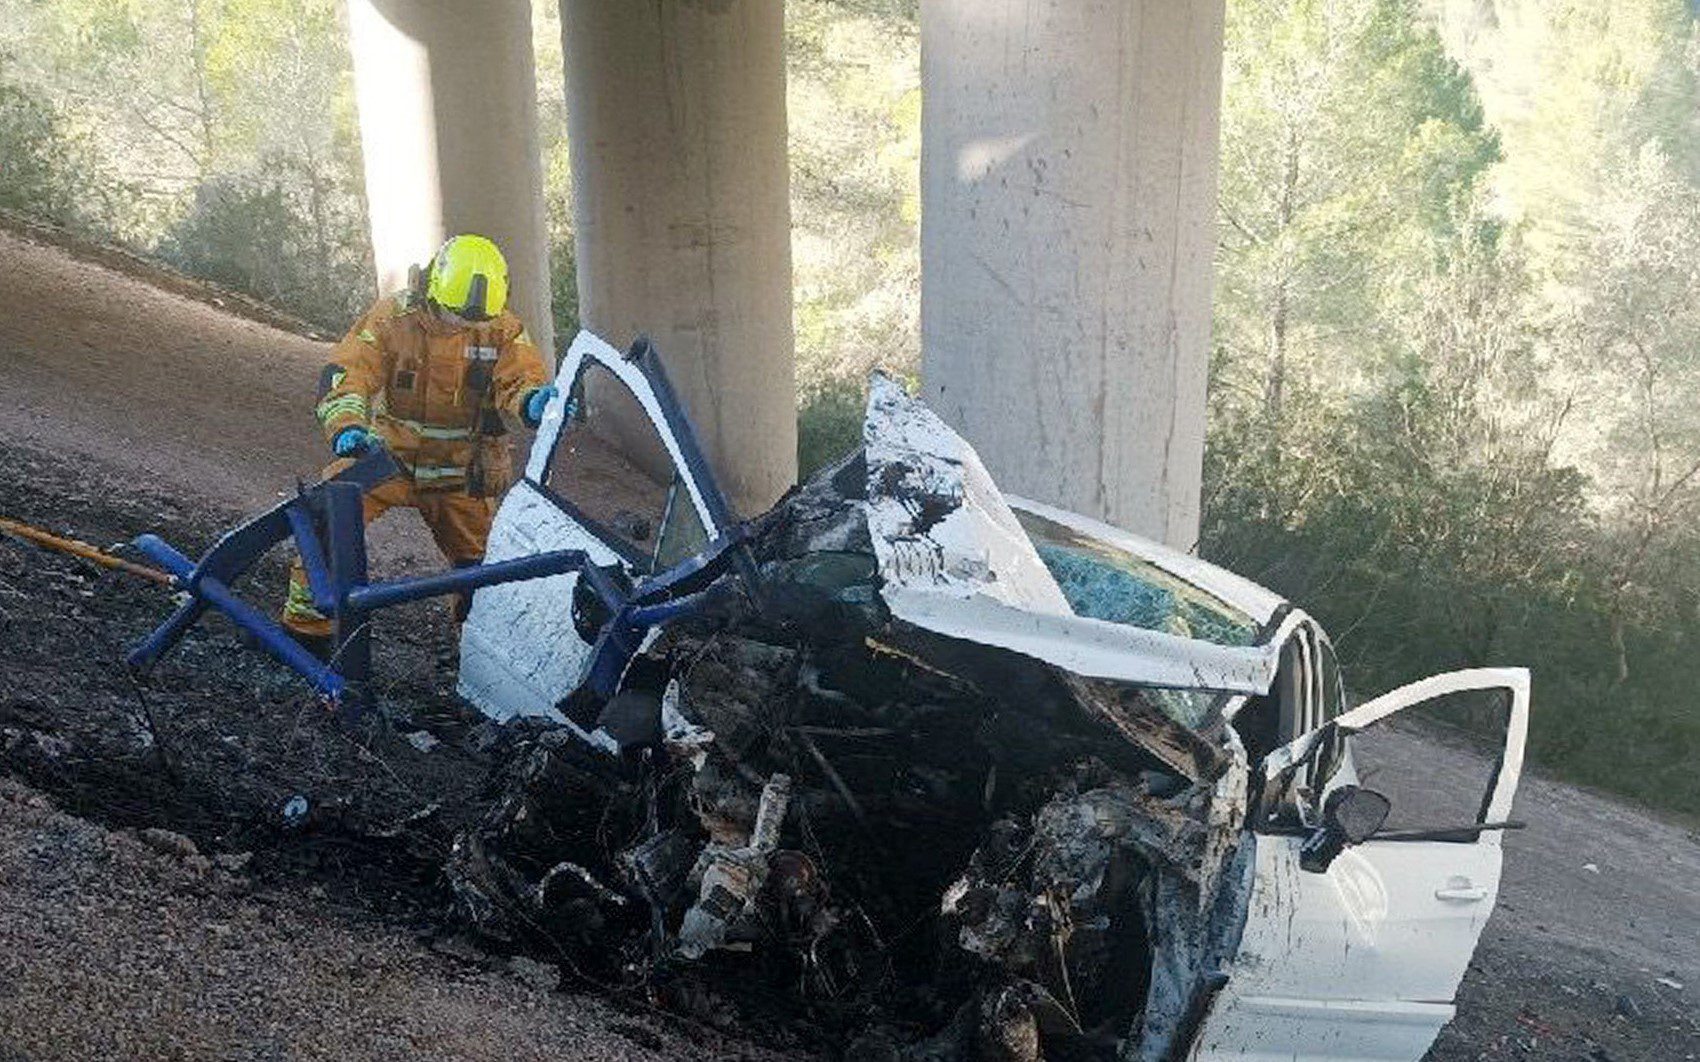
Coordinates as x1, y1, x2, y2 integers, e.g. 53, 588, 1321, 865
443, 451, 1248, 1062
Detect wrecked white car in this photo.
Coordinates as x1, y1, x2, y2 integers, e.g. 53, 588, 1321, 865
442, 331, 1530, 1062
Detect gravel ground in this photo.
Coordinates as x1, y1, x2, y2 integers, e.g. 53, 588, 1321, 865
0, 439, 491, 918
0, 777, 781, 1062
0, 435, 811, 1061
1388, 722, 1700, 1061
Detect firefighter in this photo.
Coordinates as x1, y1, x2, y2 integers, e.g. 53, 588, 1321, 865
282, 233, 555, 651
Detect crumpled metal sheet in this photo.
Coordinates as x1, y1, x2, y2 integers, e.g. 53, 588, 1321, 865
442, 728, 644, 955
1131, 729, 1252, 1062
1059, 673, 1231, 785
863, 375, 1280, 696
864, 372, 1074, 618
938, 728, 1252, 1061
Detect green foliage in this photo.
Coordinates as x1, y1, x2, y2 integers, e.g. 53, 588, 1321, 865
788, 0, 921, 389
1215, 0, 1501, 446
531, 0, 577, 356
0, 73, 82, 223
797, 375, 869, 478
1212, 0, 1700, 815
0, 61, 125, 230
1, 0, 367, 321
549, 239, 581, 352
154, 173, 365, 328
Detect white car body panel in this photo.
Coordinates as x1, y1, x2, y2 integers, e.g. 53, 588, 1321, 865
862, 373, 1074, 618
1190, 995, 1457, 1062
1192, 668, 1530, 1060
521, 331, 721, 526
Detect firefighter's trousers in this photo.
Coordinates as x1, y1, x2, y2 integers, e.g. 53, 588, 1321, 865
281, 461, 498, 638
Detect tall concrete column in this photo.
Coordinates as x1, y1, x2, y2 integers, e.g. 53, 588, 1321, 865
919, 0, 1225, 549
347, 0, 554, 358
559, 0, 797, 516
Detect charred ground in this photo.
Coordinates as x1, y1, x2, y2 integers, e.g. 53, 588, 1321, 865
0, 441, 497, 916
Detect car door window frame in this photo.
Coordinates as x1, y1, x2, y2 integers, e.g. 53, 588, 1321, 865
523, 333, 731, 571
536, 367, 674, 571
1256, 666, 1530, 839
650, 472, 710, 572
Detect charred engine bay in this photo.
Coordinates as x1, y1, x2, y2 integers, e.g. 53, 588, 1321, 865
443, 453, 1251, 1061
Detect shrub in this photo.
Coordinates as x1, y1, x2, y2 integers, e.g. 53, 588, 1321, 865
155, 174, 365, 329
798, 375, 868, 477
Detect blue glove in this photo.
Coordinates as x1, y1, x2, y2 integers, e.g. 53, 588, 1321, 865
523, 384, 559, 427
332, 426, 379, 457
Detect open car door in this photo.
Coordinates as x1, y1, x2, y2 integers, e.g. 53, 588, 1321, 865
458, 331, 735, 724
1192, 668, 1530, 1062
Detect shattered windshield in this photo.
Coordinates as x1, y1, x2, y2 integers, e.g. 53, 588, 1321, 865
1013, 509, 1258, 647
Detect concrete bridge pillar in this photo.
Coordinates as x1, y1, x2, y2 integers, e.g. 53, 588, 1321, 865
918, 0, 1225, 549
346, 0, 554, 358
557, 0, 797, 516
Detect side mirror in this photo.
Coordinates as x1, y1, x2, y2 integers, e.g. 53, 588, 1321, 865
1299, 785, 1392, 873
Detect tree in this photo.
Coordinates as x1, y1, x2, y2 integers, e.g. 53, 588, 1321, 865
1557, 143, 1700, 683
1, 0, 370, 324
1213, 0, 1501, 515
1430, 0, 1700, 265
0, 62, 105, 226
787, 0, 921, 388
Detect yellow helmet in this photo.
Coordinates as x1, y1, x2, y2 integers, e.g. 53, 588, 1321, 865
426, 234, 509, 320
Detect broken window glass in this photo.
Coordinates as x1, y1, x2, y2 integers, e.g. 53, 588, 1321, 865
1012, 509, 1257, 647
651, 474, 709, 571
1144, 688, 1220, 729
543, 364, 681, 573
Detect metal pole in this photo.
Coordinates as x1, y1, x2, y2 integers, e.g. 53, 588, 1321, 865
130, 534, 344, 698
345, 548, 593, 612
0, 517, 174, 586
324, 482, 371, 716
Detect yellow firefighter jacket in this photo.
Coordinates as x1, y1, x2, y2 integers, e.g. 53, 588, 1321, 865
316, 288, 548, 496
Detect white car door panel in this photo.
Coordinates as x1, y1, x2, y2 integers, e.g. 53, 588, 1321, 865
458, 483, 625, 724
459, 330, 724, 725
1193, 668, 1530, 1061
1189, 994, 1455, 1062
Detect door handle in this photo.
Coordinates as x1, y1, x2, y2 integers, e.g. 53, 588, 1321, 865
1434, 881, 1488, 902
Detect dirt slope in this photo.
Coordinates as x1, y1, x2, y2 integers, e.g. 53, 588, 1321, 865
0, 225, 437, 570
0, 226, 328, 511
0, 777, 776, 1062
